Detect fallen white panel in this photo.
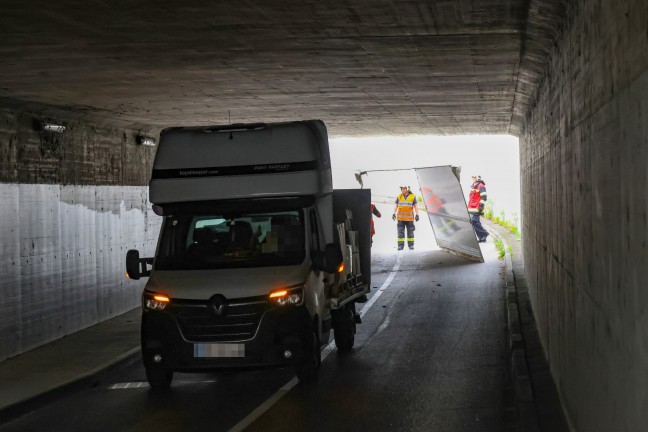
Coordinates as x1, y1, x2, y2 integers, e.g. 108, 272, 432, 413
415, 166, 484, 262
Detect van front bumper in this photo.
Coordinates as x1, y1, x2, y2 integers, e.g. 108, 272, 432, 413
141, 302, 314, 372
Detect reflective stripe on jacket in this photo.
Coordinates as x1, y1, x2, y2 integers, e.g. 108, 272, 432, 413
396, 193, 416, 221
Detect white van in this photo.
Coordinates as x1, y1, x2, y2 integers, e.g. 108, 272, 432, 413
126, 120, 370, 388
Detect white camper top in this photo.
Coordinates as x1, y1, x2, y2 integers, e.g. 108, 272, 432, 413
149, 120, 333, 204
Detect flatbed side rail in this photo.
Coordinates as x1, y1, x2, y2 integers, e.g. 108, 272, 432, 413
330, 279, 369, 309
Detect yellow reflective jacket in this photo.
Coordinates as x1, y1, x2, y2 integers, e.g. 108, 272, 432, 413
396, 193, 416, 221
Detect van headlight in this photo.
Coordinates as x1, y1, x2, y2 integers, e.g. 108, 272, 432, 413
269, 285, 304, 306
143, 291, 170, 311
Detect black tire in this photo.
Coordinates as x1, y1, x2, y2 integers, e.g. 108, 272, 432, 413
146, 366, 174, 390
296, 329, 321, 382
333, 304, 356, 352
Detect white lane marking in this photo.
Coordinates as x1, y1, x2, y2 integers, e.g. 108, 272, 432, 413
109, 379, 219, 390
359, 252, 403, 318
227, 253, 404, 432
228, 377, 299, 432
108, 382, 149, 389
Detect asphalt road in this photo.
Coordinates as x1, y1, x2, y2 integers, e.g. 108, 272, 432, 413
1, 247, 512, 432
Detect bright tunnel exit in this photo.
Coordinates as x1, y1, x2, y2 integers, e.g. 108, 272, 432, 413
329, 135, 520, 252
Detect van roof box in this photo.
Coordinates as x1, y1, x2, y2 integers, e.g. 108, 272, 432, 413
149, 120, 333, 204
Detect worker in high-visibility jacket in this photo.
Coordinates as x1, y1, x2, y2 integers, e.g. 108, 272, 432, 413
467, 175, 489, 242
392, 186, 420, 250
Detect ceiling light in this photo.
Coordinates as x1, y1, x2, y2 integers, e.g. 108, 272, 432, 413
136, 135, 156, 146
41, 122, 66, 133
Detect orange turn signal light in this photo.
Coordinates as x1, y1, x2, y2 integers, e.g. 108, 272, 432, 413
337, 263, 345, 273
268, 286, 304, 306
153, 294, 170, 303
269, 290, 288, 298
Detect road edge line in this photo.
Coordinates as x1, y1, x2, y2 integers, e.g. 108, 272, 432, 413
226, 253, 404, 432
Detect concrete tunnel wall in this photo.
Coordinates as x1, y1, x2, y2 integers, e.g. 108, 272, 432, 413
0, 109, 160, 362
0, 1, 646, 429
520, 0, 647, 431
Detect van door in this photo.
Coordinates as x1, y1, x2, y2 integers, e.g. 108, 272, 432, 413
308, 208, 331, 342
415, 166, 484, 262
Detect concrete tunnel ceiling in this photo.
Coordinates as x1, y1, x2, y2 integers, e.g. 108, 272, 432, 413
0, 0, 565, 137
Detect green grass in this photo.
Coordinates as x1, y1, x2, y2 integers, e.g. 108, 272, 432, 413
493, 237, 505, 259
484, 200, 521, 240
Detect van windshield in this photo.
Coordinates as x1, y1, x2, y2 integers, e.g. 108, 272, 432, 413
155, 210, 305, 270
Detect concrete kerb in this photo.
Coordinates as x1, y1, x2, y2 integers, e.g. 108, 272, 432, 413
484, 223, 541, 432
0, 347, 142, 425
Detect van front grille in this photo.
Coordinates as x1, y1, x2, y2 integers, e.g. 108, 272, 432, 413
170, 297, 270, 342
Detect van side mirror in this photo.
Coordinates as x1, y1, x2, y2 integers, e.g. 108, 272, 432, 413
126, 249, 152, 280
313, 243, 344, 274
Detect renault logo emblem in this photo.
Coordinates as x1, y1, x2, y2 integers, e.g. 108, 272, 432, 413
208, 294, 227, 316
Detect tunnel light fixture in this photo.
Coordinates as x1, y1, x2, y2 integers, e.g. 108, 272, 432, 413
136, 135, 156, 146
41, 122, 66, 133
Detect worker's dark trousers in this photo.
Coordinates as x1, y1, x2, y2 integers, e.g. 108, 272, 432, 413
470, 213, 489, 241
397, 220, 415, 250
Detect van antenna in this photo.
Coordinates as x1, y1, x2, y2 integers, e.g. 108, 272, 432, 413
228, 110, 233, 140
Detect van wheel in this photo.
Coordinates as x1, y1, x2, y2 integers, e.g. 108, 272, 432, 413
146, 366, 174, 390
296, 330, 321, 382
333, 304, 356, 352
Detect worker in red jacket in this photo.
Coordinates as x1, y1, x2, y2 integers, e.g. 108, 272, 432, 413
468, 175, 489, 242
370, 203, 381, 246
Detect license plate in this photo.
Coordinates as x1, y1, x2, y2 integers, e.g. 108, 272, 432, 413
194, 343, 245, 358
